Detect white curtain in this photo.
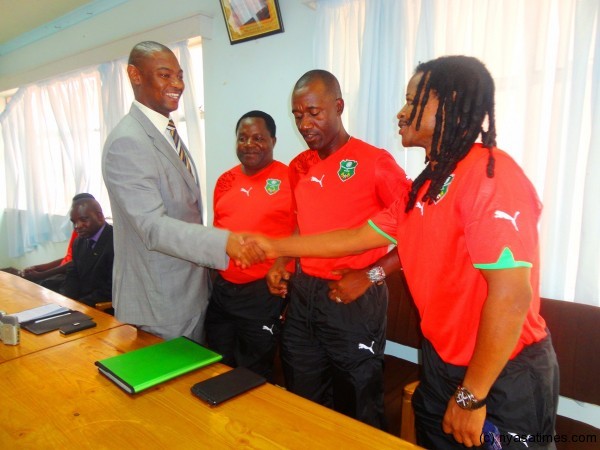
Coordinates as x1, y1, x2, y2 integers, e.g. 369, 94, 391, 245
0, 40, 204, 258
314, 0, 600, 305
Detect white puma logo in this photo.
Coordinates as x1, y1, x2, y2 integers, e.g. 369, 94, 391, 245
240, 187, 253, 197
494, 210, 520, 231
416, 201, 424, 216
507, 432, 532, 447
262, 324, 274, 335
358, 341, 375, 354
310, 175, 325, 187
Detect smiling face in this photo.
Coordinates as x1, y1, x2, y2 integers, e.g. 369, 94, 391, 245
291, 79, 346, 156
397, 72, 440, 159
128, 49, 184, 117
236, 117, 276, 176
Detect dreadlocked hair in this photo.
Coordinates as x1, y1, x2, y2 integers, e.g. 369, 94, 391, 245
405, 55, 497, 212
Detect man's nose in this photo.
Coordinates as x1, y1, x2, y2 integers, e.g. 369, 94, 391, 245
297, 115, 312, 130
172, 77, 184, 90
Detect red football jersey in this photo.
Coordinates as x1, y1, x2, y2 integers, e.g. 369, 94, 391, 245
60, 231, 77, 265
290, 137, 410, 279
213, 160, 295, 283
371, 144, 547, 365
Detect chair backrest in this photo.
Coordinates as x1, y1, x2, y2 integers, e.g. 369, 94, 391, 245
540, 297, 600, 405
386, 271, 422, 349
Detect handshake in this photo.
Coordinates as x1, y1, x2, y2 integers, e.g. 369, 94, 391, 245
226, 233, 277, 268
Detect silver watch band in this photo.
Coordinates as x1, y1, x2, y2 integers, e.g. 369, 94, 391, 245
367, 266, 386, 285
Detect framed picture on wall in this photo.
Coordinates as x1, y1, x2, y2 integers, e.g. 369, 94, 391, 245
219, 0, 284, 45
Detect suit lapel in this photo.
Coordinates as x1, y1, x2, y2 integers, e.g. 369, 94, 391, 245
129, 105, 202, 203
92, 225, 112, 258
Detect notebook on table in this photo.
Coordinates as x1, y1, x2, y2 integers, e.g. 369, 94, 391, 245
13, 304, 71, 323
95, 336, 223, 394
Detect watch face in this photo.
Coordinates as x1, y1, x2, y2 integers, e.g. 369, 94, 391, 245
455, 387, 473, 409
367, 266, 386, 283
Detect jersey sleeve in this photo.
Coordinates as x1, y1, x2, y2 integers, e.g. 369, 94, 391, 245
213, 170, 236, 227
460, 153, 542, 269
60, 231, 77, 265
374, 150, 412, 208
368, 198, 403, 245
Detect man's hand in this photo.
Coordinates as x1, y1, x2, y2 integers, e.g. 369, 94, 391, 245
442, 396, 486, 447
226, 233, 265, 268
327, 268, 372, 304
266, 258, 292, 297
242, 234, 277, 260
23, 266, 44, 280
23, 266, 37, 276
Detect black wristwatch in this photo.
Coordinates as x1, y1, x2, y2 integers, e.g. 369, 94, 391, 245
454, 385, 487, 410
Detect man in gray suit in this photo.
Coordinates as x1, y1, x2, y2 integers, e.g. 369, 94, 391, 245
102, 41, 255, 342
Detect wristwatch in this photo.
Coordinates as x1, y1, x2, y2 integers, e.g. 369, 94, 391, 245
366, 266, 386, 285
454, 385, 487, 410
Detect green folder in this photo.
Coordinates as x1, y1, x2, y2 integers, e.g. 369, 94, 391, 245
95, 337, 222, 394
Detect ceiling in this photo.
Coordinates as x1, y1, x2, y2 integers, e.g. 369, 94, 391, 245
0, 0, 127, 56
0, 0, 92, 45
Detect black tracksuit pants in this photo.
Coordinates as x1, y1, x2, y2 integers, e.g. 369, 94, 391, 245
281, 271, 388, 430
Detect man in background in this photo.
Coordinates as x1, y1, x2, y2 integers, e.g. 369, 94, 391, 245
102, 41, 256, 342
61, 197, 113, 307
206, 110, 294, 380
2, 193, 95, 292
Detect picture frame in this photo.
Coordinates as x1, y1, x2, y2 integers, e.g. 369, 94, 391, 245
219, 0, 284, 45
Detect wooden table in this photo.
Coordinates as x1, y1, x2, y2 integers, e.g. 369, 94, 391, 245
0, 272, 420, 449
0, 271, 121, 362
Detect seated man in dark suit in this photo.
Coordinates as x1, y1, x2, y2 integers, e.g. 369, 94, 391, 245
2, 193, 96, 292
24, 193, 97, 291
61, 198, 114, 308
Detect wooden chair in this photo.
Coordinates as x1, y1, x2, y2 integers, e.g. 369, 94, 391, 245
400, 380, 419, 444
383, 271, 421, 438
94, 301, 113, 314
540, 298, 600, 450
399, 298, 600, 448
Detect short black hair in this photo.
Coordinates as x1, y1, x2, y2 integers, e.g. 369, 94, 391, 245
293, 69, 342, 99
72, 193, 95, 202
235, 110, 276, 138
128, 41, 172, 66
71, 198, 103, 214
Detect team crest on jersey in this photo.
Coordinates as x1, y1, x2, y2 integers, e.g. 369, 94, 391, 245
434, 174, 455, 203
265, 178, 281, 195
338, 159, 358, 181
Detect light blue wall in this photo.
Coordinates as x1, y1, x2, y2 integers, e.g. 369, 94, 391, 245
202, 0, 314, 223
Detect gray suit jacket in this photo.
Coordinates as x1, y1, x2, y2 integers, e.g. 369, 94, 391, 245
102, 104, 229, 330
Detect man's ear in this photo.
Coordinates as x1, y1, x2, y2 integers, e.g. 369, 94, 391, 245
127, 64, 141, 85
336, 97, 345, 115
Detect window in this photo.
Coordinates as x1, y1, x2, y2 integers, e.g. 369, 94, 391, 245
0, 39, 205, 257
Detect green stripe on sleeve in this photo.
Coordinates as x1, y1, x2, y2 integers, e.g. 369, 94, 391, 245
368, 219, 397, 245
474, 247, 532, 270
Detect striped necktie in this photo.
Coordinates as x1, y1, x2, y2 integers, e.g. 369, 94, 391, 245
167, 119, 194, 179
